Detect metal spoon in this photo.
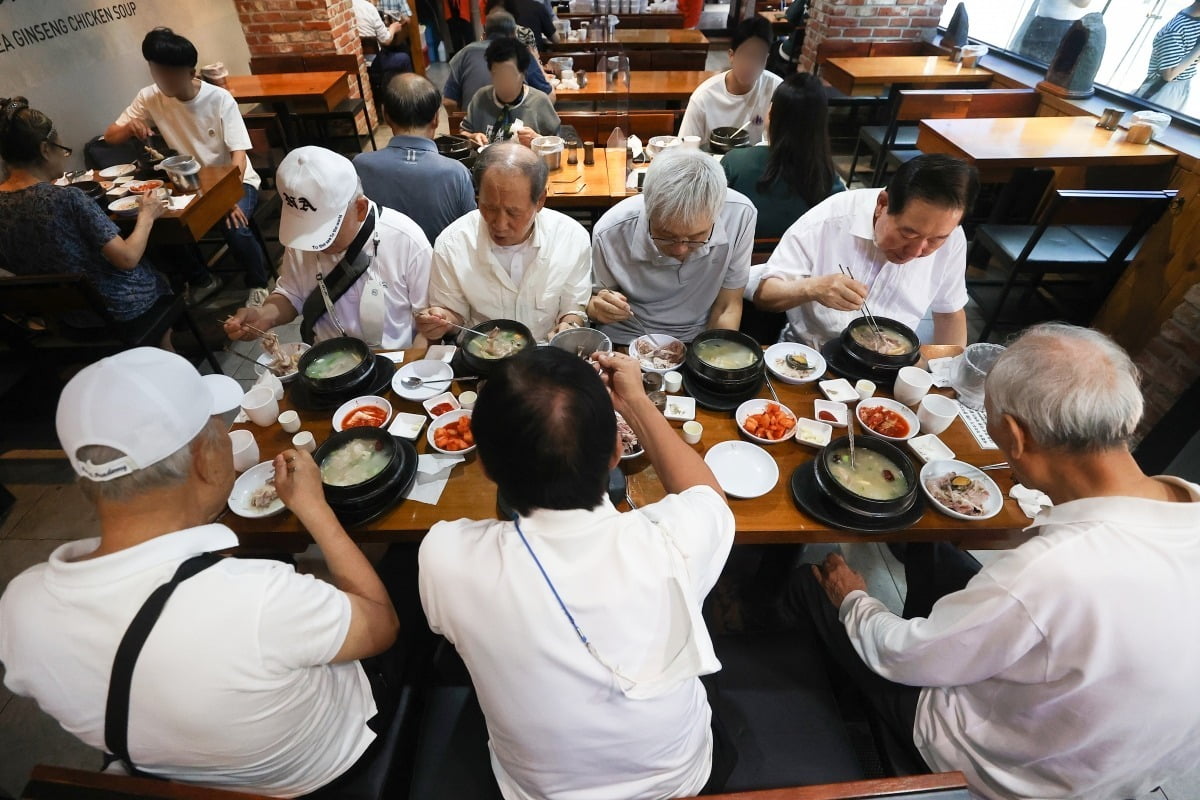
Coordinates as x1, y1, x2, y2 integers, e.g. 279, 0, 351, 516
399, 374, 479, 389
847, 410, 857, 470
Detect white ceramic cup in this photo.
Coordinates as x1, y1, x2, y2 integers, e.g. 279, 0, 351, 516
241, 386, 279, 427
854, 379, 876, 401
893, 366, 934, 406
458, 390, 477, 409
681, 135, 702, 149
663, 371, 683, 393
682, 420, 703, 444
917, 393, 959, 435
292, 431, 316, 453
229, 429, 259, 472
277, 409, 301, 433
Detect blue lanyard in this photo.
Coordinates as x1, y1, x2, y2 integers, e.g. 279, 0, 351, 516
512, 516, 590, 647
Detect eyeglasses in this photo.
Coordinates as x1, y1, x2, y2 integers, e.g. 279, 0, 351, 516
45, 136, 72, 157
649, 224, 714, 251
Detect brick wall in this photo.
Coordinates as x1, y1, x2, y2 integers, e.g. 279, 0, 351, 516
799, 0, 950, 73
234, 0, 374, 134
1134, 283, 1200, 441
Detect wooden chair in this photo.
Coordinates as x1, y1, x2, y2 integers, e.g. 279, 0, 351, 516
847, 88, 1037, 188
650, 48, 708, 70
971, 189, 1179, 341
447, 111, 674, 142
676, 772, 971, 799
21, 766, 272, 799
303, 53, 378, 153
0, 274, 222, 375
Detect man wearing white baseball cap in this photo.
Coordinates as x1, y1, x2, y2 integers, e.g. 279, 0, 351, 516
0, 348, 403, 796
225, 145, 432, 350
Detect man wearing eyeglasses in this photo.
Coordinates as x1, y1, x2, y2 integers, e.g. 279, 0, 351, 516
587, 148, 756, 345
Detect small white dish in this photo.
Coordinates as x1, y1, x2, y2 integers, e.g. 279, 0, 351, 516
819, 378, 859, 404
630, 333, 686, 374
735, 399, 797, 445
254, 341, 310, 383
857, 397, 920, 442
423, 391, 461, 418
332, 395, 393, 432
664, 396, 696, 422
427, 408, 475, 454
909, 433, 955, 464
388, 411, 427, 440
426, 344, 457, 362
99, 163, 137, 179
920, 460, 1003, 521
108, 196, 140, 216
764, 342, 826, 385
106, 186, 130, 198
393, 359, 454, 401
794, 418, 833, 448
704, 441, 779, 499
813, 399, 848, 428
113, 175, 135, 185
228, 461, 285, 518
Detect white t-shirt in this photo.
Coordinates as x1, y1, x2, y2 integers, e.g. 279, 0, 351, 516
430, 208, 592, 341
841, 478, 1200, 800
116, 82, 261, 190
419, 486, 735, 800
274, 204, 431, 348
1034, 0, 1094, 21
354, 0, 396, 44
0, 525, 376, 798
748, 188, 968, 348
678, 70, 782, 146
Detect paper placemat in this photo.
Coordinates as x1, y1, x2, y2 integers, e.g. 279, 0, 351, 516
956, 401, 998, 450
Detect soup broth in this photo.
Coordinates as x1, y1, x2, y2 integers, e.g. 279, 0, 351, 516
467, 328, 528, 360
320, 438, 391, 487
850, 325, 913, 357
827, 448, 908, 501
305, 349, 364, 380
694, 339, 757, 370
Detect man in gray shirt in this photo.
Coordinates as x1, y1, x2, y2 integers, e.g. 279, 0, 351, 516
462, 37, 560, 146
354, 74, 476, 244
588, 149, 756, 344
442, 10, 554, 110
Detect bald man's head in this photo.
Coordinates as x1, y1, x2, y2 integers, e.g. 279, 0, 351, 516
382, 72, 442, 134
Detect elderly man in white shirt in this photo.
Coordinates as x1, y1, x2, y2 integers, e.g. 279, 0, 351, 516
748, 154, 977, 349
225, 146, 431, 350
416, 142, 591, 342
419, 347, 736, 800
787, 322, 1200, 800
587, 148, 755, 345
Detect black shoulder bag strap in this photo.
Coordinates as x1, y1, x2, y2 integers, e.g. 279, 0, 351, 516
103, 552, 223, 777
299, 207, 378, 345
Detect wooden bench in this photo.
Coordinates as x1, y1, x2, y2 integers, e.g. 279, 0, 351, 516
446, 110, 676, 142
21, 765, 274, 799
679, 772, 972, 799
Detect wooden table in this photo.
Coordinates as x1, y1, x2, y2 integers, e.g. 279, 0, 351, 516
552, 28, 708, 49
113, 165, 243, 245
226, 71, 350, 148
758, 9, 791, 33
916, 115, 1179, 183
543, 147, 619, 208
822, 56, 992, 98
555, 70, 717, 105
227, 345, 1031, 550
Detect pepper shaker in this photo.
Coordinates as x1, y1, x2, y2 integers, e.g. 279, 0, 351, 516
583, 141, 595, 165
567, 141, 579, 165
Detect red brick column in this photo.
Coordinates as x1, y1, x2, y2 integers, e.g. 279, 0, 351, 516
234, 0, 374, 134
1134, 283, 1200, 441
799, 0, 950, 74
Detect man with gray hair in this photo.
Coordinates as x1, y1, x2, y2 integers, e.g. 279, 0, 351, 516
225, 145, 432, 350
442, 9, 555, 111
588, 147, 756, 344
0, 348, 403, 795
417, 141, 591, 342
787, 322, 1200, 800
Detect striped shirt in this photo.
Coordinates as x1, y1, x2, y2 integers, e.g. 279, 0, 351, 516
1146, 10, 1200, 83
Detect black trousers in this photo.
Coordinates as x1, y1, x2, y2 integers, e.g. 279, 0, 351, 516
781, 542, 983, 769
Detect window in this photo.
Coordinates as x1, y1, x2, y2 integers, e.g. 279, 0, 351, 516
940, 1, 1200, 123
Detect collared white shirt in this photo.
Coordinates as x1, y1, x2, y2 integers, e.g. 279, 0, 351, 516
418, 486, 735, 800
678, 70, 782, 147
274, 204, 431, 349
593, 191, 756, 344
429, 208, 591, 341
839, 478, 1200, 800
354, 0, 399, 43
0, 525, 376, 797
748, 188, 968, 348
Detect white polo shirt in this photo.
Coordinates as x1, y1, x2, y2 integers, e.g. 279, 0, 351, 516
748, 188, 968, 348
0, 524, 376, 798
677, 70, 782, 146
419, 486, 735, 800
274, 203, 431, 349
429, 208, 592, 341
116, 82, 261, 191
840, 478, 1200, 800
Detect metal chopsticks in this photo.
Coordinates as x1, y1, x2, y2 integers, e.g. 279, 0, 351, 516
838, 263, 884, 339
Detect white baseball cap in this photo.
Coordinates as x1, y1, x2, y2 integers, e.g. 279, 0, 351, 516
276, 146, 360, 252
56, 348, 243, 482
